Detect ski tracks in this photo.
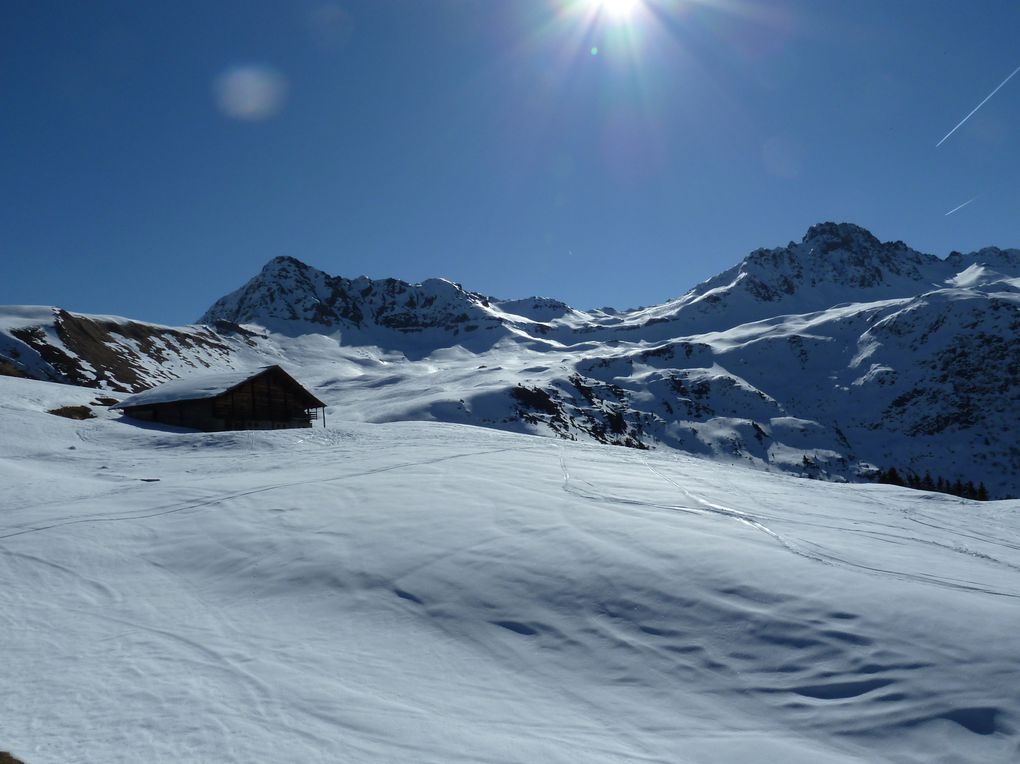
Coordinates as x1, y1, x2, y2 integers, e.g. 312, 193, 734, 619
556, 445, 824, 564
642, 456, 1020, 599
557, 447, 1020, 599
0, 444, 537, 542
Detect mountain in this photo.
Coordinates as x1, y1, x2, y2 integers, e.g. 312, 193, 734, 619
201, 256, 508, 337
582, 222, 1018, 340
0, 306, 255, 392
3, 222, 1019, 497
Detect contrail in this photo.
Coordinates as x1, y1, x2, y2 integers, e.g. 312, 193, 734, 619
945, 196, 978, 216
937, 63, 1020, 147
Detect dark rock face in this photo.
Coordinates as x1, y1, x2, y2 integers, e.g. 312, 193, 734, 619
864, 293, 1020, 480
8, 310, 234, 392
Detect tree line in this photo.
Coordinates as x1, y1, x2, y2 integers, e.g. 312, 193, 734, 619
875, 467, 990, 501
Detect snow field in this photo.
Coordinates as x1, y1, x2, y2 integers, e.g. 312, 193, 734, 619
1, 376, 1019, 762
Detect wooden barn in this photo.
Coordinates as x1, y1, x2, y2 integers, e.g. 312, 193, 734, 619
111, 365, 327, 431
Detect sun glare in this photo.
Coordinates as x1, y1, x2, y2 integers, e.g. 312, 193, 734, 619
597, 0, 641, 20
547, 0, 659, 70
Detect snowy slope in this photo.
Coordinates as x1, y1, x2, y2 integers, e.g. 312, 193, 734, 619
2, 376, 1019, 763
0, 307, 259, 392
2, 222, 1019, 496
646, 224, 1014, 318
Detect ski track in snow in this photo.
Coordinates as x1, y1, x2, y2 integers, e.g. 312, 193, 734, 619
0, 445, 536, 541
638, 454, 1020, 599
558, 445, 836, 569
639, 456, 818, 559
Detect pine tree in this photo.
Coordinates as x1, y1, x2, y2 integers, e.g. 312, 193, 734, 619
881, 467, 903, 486
977, 483, 989, 501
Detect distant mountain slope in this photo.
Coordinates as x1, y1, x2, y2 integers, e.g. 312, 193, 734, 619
3, 222, 1019, 496
592, 222, 1020, 339
0, 307, 259, 392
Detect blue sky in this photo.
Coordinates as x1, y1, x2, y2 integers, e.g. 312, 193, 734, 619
2, 0, 1019, 324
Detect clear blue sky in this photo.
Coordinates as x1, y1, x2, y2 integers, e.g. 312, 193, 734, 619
2, 0, 1019, 325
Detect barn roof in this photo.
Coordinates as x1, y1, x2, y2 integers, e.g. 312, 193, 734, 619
111, 365, 326, 410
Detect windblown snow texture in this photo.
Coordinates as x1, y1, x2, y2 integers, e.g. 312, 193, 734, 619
1, 376, 1019, 763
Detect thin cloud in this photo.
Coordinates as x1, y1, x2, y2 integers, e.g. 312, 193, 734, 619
937, 64, 1020, 147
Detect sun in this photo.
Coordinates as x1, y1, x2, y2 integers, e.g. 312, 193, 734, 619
556, 0, 646, 28
594, 0, 641, 21
548, 0, 653, 63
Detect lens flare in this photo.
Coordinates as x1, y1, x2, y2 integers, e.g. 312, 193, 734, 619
214, 65, 288, 121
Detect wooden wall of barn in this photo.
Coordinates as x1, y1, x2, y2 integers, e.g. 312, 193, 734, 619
121, 368, 321, 432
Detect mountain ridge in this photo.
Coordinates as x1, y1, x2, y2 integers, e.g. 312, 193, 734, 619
3, 221, 1019, 497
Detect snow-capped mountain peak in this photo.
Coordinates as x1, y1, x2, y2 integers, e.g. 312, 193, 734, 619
4, 221, 1020, 498
699, 222, 937, 304
200, 257, 506, 338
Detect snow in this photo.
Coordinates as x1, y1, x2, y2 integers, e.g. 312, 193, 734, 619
0, 306, 190, 334
0, 306, 59, 329
2, 375, 1019, 763
111, 366, 277, 409
3, 221, 1020, 503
